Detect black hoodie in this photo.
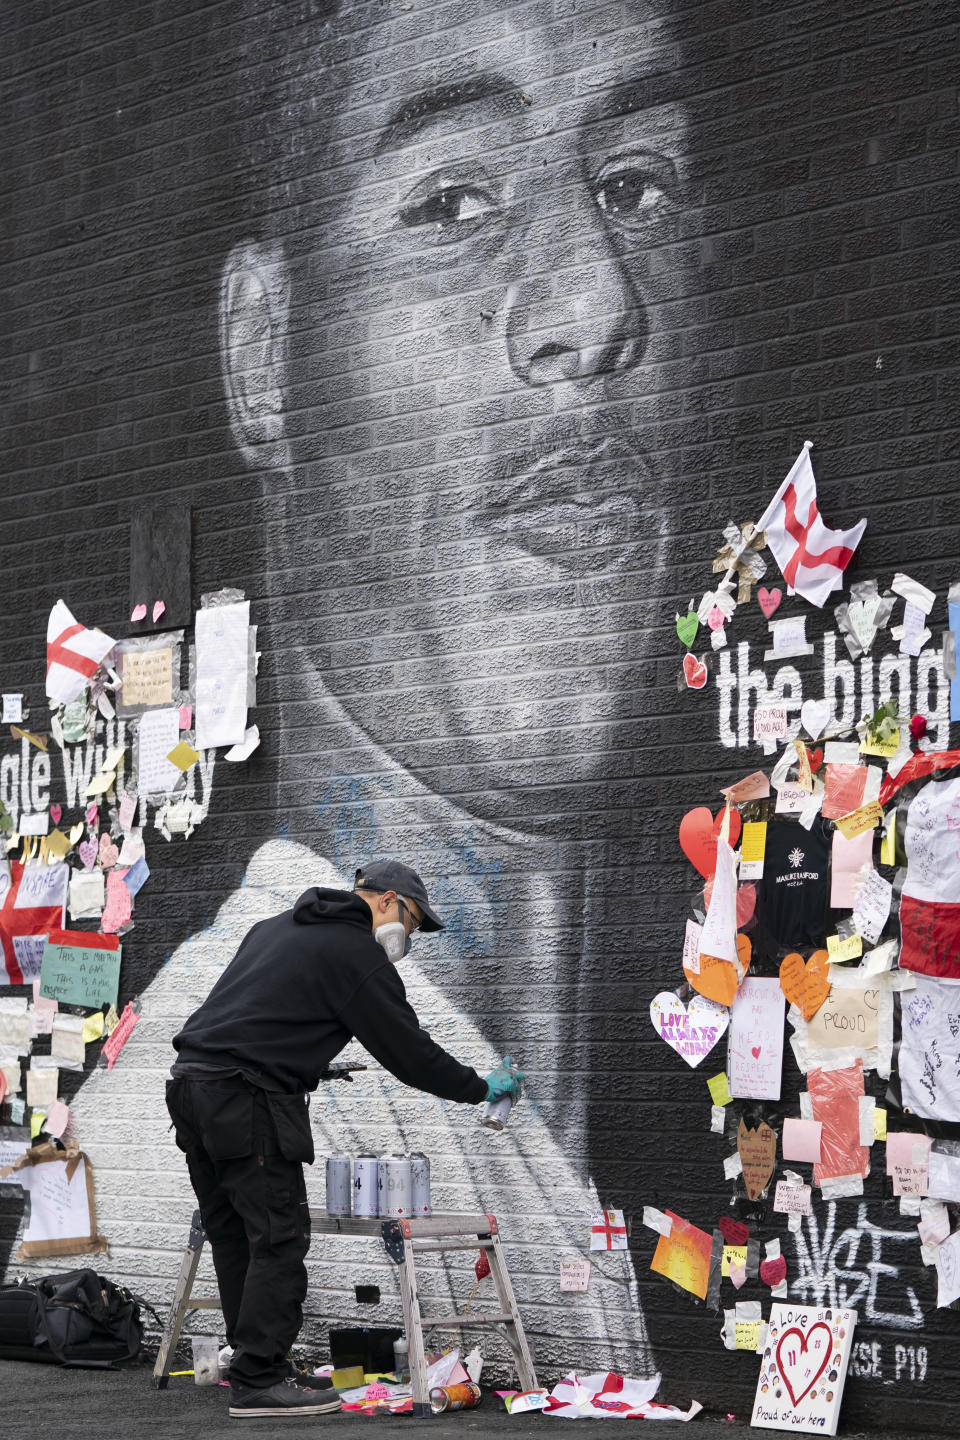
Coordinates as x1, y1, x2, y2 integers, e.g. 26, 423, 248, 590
172, 887, 487, 1103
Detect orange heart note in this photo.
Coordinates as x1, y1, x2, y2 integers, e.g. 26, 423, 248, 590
779, 949, 831, 1021
685, 932, 752, 1008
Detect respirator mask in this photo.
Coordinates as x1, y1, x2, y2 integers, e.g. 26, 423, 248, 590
374, 923, 410, 963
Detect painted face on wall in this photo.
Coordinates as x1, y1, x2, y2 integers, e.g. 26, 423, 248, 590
222, 0, 691, 827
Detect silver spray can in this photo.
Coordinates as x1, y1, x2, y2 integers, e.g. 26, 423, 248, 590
378, 1153, 412, 1218
409, 1151, 431, 1216
325, 1156, 352, 1216
353, 1153, 380, 1217
480, 1095, 513, 1131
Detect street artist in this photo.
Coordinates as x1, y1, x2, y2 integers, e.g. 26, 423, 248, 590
166, 859, 524, 1420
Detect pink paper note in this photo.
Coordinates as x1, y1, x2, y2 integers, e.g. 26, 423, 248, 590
118, 794, 137, 831
782, 1117, 823, 1163
44, 1100, 70, 1138
179, 704, 193, 730
101, 1001, 140, 1070
886, 1132, 931, 1196
100, 870, 133, 934
830, 828, 874, 909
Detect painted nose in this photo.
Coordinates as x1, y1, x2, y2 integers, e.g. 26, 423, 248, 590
504, 189, 646, 387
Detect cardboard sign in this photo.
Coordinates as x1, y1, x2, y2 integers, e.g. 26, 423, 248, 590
806, 985, 879, 1052
752, 1303, 857, 1436
779, 950, 831, 1021
738, 1119, 777, 1201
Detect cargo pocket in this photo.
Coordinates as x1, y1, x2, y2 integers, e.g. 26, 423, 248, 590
201, 1086, 256, 1160
265, 1091, 315, 1164
266, 1162, 311, 1255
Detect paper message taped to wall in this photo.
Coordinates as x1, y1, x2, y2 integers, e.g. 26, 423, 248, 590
137, 707, 182, 794
39, 930, 121, 1009
738, 1119, 777, 1200
650, 1210, 713, 1301
120, 646, 174, 708
774, 1181, 812, 1215
729, 977, 786, 1100
805, 984, 880, 1052
559, 1259, 591, 1292
21, 1156, 90, 1244
195, 600, 250, 749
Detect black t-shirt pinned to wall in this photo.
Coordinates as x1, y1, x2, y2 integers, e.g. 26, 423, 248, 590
756, 816, 831, 958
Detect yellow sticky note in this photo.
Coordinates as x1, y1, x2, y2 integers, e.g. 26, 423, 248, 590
880, 820, 896, 867
874, 1106, 888, 1142
104, 1004, 120, 1035
708, 1072, 732, 1106
860, 728, 900, 758
835, 799, 885, 839
827, 931, 863, 961
722, 1245, 747, 1277
741, 822, 767, 864
42, 829, 71, 862
84, 770, 117, 797
30, 1111, 45, 1138
82, 1012, 105, 1045
167, 740, 200, 772
735, 1321, 761, 1351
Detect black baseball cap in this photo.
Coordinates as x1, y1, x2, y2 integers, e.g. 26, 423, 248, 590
353, 861, 445, 933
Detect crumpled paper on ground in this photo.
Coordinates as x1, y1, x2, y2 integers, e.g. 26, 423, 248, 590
544, 1371, 701, 1421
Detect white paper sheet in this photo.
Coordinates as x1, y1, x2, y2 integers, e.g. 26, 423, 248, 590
195, 601, 250, 749
699, 836, 739, 965
900, 975, 960, 1121
729, 977, 785, 1100
21, 1157, 92, 1244
14, 862, 68, 911
137, 707, 182, 795
935, 1230, 960, 1308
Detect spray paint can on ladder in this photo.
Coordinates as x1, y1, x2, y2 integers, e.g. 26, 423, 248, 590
378, 1154, 412, 1217
353, 1154, 380, 1217
325, 1156, 352, 1216
409, 1151, 431, 1216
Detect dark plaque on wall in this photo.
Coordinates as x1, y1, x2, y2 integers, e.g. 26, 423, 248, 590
129, 507, 192, 633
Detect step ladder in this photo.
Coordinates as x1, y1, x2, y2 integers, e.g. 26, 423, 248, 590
153, 1207, 539, 1417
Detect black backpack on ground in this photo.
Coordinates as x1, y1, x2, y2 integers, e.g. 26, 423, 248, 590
0, 1268, 149, 1367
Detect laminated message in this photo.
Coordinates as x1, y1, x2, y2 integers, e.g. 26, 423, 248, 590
650, 1210, 712, 1300
752, 1303, 857, 1436
120, 646, 174, 708
39, 930, 122, 1009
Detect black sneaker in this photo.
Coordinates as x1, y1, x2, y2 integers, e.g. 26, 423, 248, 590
286, 1366, 335, 1391
229, 1377, 343, 1418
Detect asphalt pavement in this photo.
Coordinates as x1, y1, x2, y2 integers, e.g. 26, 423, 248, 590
0, 1358, 933, 1440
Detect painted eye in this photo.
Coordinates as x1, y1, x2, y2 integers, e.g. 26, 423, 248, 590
593, 153, 676, 229
397, 184, 497, 240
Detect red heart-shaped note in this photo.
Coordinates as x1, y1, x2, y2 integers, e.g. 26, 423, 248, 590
760, 1255, 787, 1288
717, 1216, 750, 1246
682, 652, 708, 690
50, 805, 61, 824
807, 747, 823, 773
680, 807, 744, 879
703, 878, 756, 928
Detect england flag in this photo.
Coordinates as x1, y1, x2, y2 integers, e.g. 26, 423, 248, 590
46, 599, 115, 705
756, 444, 867, 608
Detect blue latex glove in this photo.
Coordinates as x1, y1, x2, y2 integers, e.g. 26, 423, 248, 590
483, 1054, 525, 1102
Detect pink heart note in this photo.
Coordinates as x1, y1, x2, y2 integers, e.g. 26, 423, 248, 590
79, 838, 98, 871
707, 606, 726, 631
757, 586, 782, 618
50, 805, 61, 824
98, 833, 120, 870
751, 1045, 762, 1059
130, 603, 147, 622
152, 599, 166, 622
86, 803, 98, 826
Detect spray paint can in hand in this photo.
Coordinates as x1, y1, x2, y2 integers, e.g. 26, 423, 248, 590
430, 1382, 482, 1413
480, 1095, 514, 1131
353, 1154, 380, 1217
378, 1153, 412, 1218
409, 1151, 431, 1216
325, 1156, 352, 1216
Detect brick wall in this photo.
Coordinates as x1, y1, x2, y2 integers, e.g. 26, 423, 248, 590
1, 0, 958, 1426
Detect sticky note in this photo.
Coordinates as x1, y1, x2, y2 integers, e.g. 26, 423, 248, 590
874, 1107, 888, 1142
166, 740, 200, 772
835, 799, 885, 839
782, 1117, 823, 1163
722, 1245, 748, 1277
827, 931, 863, 961
708, 1072, 732, 1106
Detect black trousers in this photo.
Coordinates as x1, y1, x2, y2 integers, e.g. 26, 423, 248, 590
165, 1075, 312, 1389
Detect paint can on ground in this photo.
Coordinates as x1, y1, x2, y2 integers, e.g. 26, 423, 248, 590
325, 1155, 352, 1216
409, 1151, 431, 1216
430, 1382, 482, 1413
378, 1153, 412, 1217
354, 1153, 379, 1217
479, 1095, 513, 1131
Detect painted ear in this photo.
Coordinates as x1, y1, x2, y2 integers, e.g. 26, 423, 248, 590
219, 240, 289, 467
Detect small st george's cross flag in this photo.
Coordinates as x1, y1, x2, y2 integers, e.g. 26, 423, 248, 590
45, 599, 115, 706
590, 1208, 628, 1251
756, 443, 866, 608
